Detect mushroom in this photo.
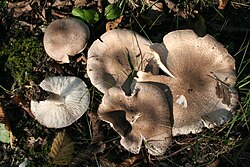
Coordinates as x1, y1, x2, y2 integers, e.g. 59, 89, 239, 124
87, 29, 159, 94
30, 76, 90, 128
135, 29, 238, 136
98, 82, 172, 155
43, 18, 90, 63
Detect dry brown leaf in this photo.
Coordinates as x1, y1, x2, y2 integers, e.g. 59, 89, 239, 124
116, 155, 143, 167
7, 0, 32, 9
164, 0, 177, 11
218, 0, 228, 10
48, 131, 74, 165
51, 10, 68, 18
207, 158, 220, 167
8, 0, 33, 17
10, 131, 17, 148
0, 105, 5, 123
11, 94, 34, 118
19, 20, 35, 31
97, 0, 103, 13
52, 0, 72, 8
74, 0, 88, 7
106, 16, 123, 32
76, 55, 87, 64
0, 105, 11, 131
70, 142, 106, 167
87, 111, 105, 143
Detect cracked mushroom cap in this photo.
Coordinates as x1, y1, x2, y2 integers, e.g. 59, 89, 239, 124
87, 29, 158, 94
98, 82, 172, 155
136, 30, 238, 136
43, 18, 90, 63
30, 76, 90, 128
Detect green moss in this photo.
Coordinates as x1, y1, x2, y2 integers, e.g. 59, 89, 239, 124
0, 37, 46, 86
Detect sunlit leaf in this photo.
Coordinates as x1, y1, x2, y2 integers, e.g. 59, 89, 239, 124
0, 123, 10, 143
72, 8, 99, 24
48, 131, 74, 165
105, 4, 121, 20
106, 15, 123, 31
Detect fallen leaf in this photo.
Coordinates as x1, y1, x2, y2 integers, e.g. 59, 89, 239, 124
0, 105, 11, 131
116, 154, 143, 167
48, 131, 74, 165
76, 54, 87, 64
11, 94, 34, 118
207, 158, 220, 167
97, 0, 103, 13
52, 0, 72, 8
74, 0, 88, 7
218, 0, 228, 10
87, 111, 105, 143
70, 142, 106, 167
0, 106, 5, 123
106, 15, 123, 31
19, 20, 35, 31
51, 10, 68, 18
7, 0, 33, 17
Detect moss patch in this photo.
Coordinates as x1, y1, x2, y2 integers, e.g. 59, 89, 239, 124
0, 37, 46, 87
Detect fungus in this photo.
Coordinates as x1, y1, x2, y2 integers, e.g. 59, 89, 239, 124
43, 18, 90, 63
98, 82, 172, 155
135, 29, 238, 136
87, 29, 158, 94
30, 76, 90, 128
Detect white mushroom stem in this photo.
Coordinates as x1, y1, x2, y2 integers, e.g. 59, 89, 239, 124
47, 92, 65, 104
152, 50, 175, 78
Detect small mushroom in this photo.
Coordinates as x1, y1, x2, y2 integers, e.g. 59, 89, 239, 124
43, 18, 90, 63
87, 29, 158, 94
136, 30, 238, 136
30, 76, 90, 128
98, 82, 172, 155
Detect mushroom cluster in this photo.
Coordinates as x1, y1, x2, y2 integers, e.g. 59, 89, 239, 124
87, 29, 238, 155
41, 17, 237, 155
29, 18, 91, 129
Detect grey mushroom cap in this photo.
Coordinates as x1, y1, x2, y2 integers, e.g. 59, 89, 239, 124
98, 82, 172, 155
43, 18, 90, 63
30, 76, 90, 128
87, 29, 158, 94
136, 30, 238, 136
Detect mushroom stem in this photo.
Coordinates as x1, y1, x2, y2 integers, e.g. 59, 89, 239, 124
47, 92, 65, 104
152, 51, 175, 78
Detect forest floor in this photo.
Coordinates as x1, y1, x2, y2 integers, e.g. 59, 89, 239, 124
0, 0, 250, 166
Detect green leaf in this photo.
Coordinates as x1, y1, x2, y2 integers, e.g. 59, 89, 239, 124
105, 4, 121, 20
0, 123, 10, 143
72, 8, 99, 24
